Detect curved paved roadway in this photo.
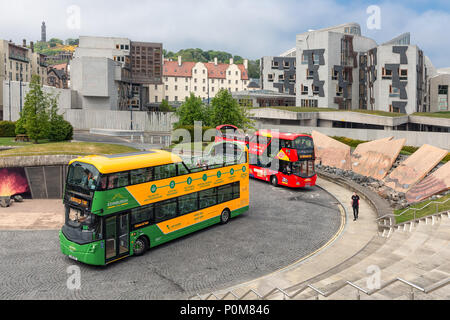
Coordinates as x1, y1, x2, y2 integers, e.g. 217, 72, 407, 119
0, 180, 341, 300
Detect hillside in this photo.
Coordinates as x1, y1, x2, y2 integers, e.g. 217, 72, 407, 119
164, 48, 260, 79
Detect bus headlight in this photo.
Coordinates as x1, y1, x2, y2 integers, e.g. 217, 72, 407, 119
88, 244, 98, 253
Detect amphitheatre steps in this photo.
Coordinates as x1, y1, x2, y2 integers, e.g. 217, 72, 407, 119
287, 213, 449, 300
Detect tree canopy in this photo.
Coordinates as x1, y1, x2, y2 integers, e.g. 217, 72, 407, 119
163, 48, 260, 78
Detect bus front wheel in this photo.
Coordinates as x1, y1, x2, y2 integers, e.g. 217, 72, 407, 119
271, 175, 278, 187
133, 237, 148, 256
220, 209, 230, 224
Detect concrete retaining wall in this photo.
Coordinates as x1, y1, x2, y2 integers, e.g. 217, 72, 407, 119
63, 109, 177, 131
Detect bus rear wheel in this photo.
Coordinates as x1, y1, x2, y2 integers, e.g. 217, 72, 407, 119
271, 175, 278, 187
133, 237, 148, 256
220, 209, 230, 224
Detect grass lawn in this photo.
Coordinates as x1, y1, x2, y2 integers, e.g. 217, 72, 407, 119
0, 137, 50, 146
0, 141, 139, 157
412, 111, 450, 119
332, 136, 449, 163
395, 194, 450, 224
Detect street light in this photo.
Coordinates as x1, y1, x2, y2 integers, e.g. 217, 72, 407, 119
128, 81, 133, 131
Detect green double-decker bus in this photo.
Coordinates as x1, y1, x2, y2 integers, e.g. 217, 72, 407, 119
59, 141, 249, 265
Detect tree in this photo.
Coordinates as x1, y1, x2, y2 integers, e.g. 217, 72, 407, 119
48, 95, 68, 142
175, 93, 211, 128
48, 38, 64, 47
209, 89, 253, 129
65, 38, 79, 46
159, 99, 173, 112
19, 75, 50, 143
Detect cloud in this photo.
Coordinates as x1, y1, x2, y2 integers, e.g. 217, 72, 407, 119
0, 0, 448, 68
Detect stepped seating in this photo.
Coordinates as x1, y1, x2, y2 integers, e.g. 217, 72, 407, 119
286, 213, 450, 300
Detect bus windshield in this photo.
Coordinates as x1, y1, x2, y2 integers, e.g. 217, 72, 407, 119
291, 160, 315, 178
293, 136, 314, 155
62, 206, 102, 244
67, 162, 100, 194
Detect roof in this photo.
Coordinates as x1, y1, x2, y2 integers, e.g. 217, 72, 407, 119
163, 60, 196, 77
204, 62, 229, 79
51, 63, 68, 70
256, 130, 312, 141
48, 68, 66, 79
69, 150, 182, 174
237, 64, 249, 80
163, 60, 248, 80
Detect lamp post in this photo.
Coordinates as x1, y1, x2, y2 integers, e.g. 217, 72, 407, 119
19, 64, 23, 114
7, 80, 11, 121
128, 81, 133, 131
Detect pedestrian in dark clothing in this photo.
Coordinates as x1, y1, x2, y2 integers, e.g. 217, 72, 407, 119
351, 192, 360, 221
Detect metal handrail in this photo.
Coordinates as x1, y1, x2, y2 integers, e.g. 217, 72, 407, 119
190, 277, 449, 301
376, 197, 450, 224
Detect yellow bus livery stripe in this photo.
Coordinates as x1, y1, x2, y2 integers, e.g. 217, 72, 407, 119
156, 200, 241, 235
125, 164, 248, 206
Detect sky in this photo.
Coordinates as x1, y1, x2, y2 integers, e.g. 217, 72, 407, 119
0, 0, 449, 68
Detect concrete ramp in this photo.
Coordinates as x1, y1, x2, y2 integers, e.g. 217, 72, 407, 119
384, 144, 448, 193
351, 137, 405, 180
312, 131, 351, 170
406, 161, 450, 203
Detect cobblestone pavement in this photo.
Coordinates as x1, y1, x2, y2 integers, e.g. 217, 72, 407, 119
0, 180, 341, 300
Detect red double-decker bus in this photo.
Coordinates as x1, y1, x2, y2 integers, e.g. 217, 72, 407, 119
215, 125, 317, 188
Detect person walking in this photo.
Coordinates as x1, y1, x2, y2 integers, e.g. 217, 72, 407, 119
351, 192, 360, 221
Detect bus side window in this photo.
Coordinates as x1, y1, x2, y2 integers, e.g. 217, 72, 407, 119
108, 172, 129, 189
154, 199, 177, 223
232, 182, 240, 199
177, 163, 190, 176
199, 188, 217, 209
131, 204, 154, 226
98, 176, 108, 190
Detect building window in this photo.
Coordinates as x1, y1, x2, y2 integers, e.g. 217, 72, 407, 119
194, 86, 197, 91
400, 69, 408, 80
175, 85, 178, 91
174, 77, 177, 82
165, 96, 169, 101
194, 78, 197, 83
185, 86, 188, 91
332, 68, 339, 80
212, 87, 215, 92
301, 84, 308, 95
175, 96, 178, 101
194, 69, 197, 74
382, 67, 393, 78
301, 53, 308, 64
439, 85, 448, 95
165, 85, 168, 90
155, 84, 158, 90
155, 96, 158, 103
203, 79, 205, 84
307, 69, 314, 79
313, 54, 320, 65
203, 87, 205, 92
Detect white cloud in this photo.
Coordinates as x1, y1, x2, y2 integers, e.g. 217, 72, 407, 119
0, 0, 448, 67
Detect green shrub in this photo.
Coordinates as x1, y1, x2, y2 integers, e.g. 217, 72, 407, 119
0, 121, 16, 137
48, 118, 74, 142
